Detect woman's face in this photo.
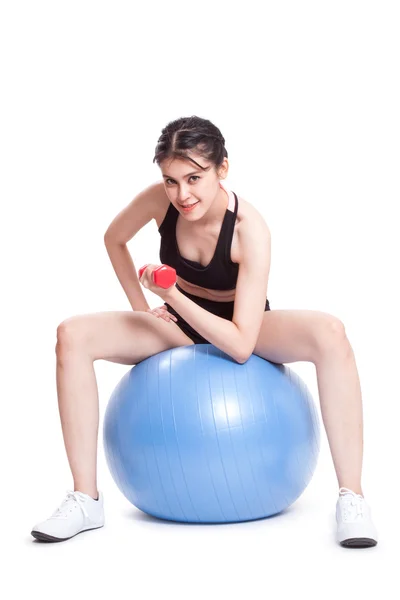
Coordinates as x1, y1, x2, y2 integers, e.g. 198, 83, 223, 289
160, 154, 227, 219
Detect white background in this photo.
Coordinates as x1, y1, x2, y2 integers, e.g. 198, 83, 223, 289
1, 0, 399, 597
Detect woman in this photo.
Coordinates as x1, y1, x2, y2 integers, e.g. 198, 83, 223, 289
31, 116, 378, 548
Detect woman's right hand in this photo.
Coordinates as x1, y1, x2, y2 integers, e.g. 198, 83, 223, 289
146, 305, 178, 323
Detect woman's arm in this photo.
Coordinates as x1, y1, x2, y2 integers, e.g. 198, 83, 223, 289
104, 182, 164, 312
164, 286, 245, 363
230, 214, 271, 360
104, 241, 150, 312
164, 209, 271, 363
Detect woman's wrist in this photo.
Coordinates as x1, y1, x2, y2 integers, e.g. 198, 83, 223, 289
161, 284, 179, 304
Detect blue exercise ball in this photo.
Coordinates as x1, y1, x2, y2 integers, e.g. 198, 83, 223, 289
103, 344, 320, 523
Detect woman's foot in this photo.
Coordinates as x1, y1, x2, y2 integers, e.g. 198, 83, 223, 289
336, 487, 378, 548
31, 490, 105, 542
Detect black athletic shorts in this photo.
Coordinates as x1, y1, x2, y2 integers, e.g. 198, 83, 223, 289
164, 283, 271, 345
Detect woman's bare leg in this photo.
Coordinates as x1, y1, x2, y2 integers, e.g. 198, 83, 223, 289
55, 311, 194, 498
56, 351, 99, 498
314, 341, 364, 495
253, 310, 365, 496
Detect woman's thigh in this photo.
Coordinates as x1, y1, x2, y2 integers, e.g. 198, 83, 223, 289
56, 311, 195, 365
253, 309, 346, 364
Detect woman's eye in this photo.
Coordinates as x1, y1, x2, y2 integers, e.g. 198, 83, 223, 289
166, 176, 200, 185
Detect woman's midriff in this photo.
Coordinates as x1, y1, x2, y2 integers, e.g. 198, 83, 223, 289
176, 275, 236, 302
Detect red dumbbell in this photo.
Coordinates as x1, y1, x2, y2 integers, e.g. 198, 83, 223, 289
138, 264, 177, 289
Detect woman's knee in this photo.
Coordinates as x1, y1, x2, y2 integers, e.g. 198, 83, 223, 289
56, 315, 90, 355
315, 314, 348, 354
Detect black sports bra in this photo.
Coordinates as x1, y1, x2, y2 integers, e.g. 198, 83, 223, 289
158, 191, 239, 291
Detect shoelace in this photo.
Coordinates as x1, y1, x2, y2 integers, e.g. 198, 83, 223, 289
339, 487, 365, 519
52, 490, 89, 520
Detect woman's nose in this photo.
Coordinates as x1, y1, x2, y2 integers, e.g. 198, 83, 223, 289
177, 187, 191, 202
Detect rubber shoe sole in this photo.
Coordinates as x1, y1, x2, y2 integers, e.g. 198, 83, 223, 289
340, 536, 377, 548
31, 523, 104, 543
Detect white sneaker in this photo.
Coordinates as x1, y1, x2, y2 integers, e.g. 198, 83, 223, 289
31, 490, 105, 542
336, 487, 378, 548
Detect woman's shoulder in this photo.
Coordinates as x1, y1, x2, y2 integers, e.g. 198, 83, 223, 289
235, 193, 269, 232
153, 181, 173, 229
232, 193, 270, 266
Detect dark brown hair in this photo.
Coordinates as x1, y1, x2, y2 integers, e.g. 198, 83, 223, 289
153, 115, 228, 173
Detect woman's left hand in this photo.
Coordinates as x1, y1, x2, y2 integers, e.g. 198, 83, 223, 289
139, 264, 176, 302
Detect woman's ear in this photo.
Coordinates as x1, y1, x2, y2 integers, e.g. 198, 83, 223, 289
217, 158, 229, 180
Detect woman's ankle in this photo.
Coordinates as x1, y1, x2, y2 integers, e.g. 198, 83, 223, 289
73, 485, 98, 500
